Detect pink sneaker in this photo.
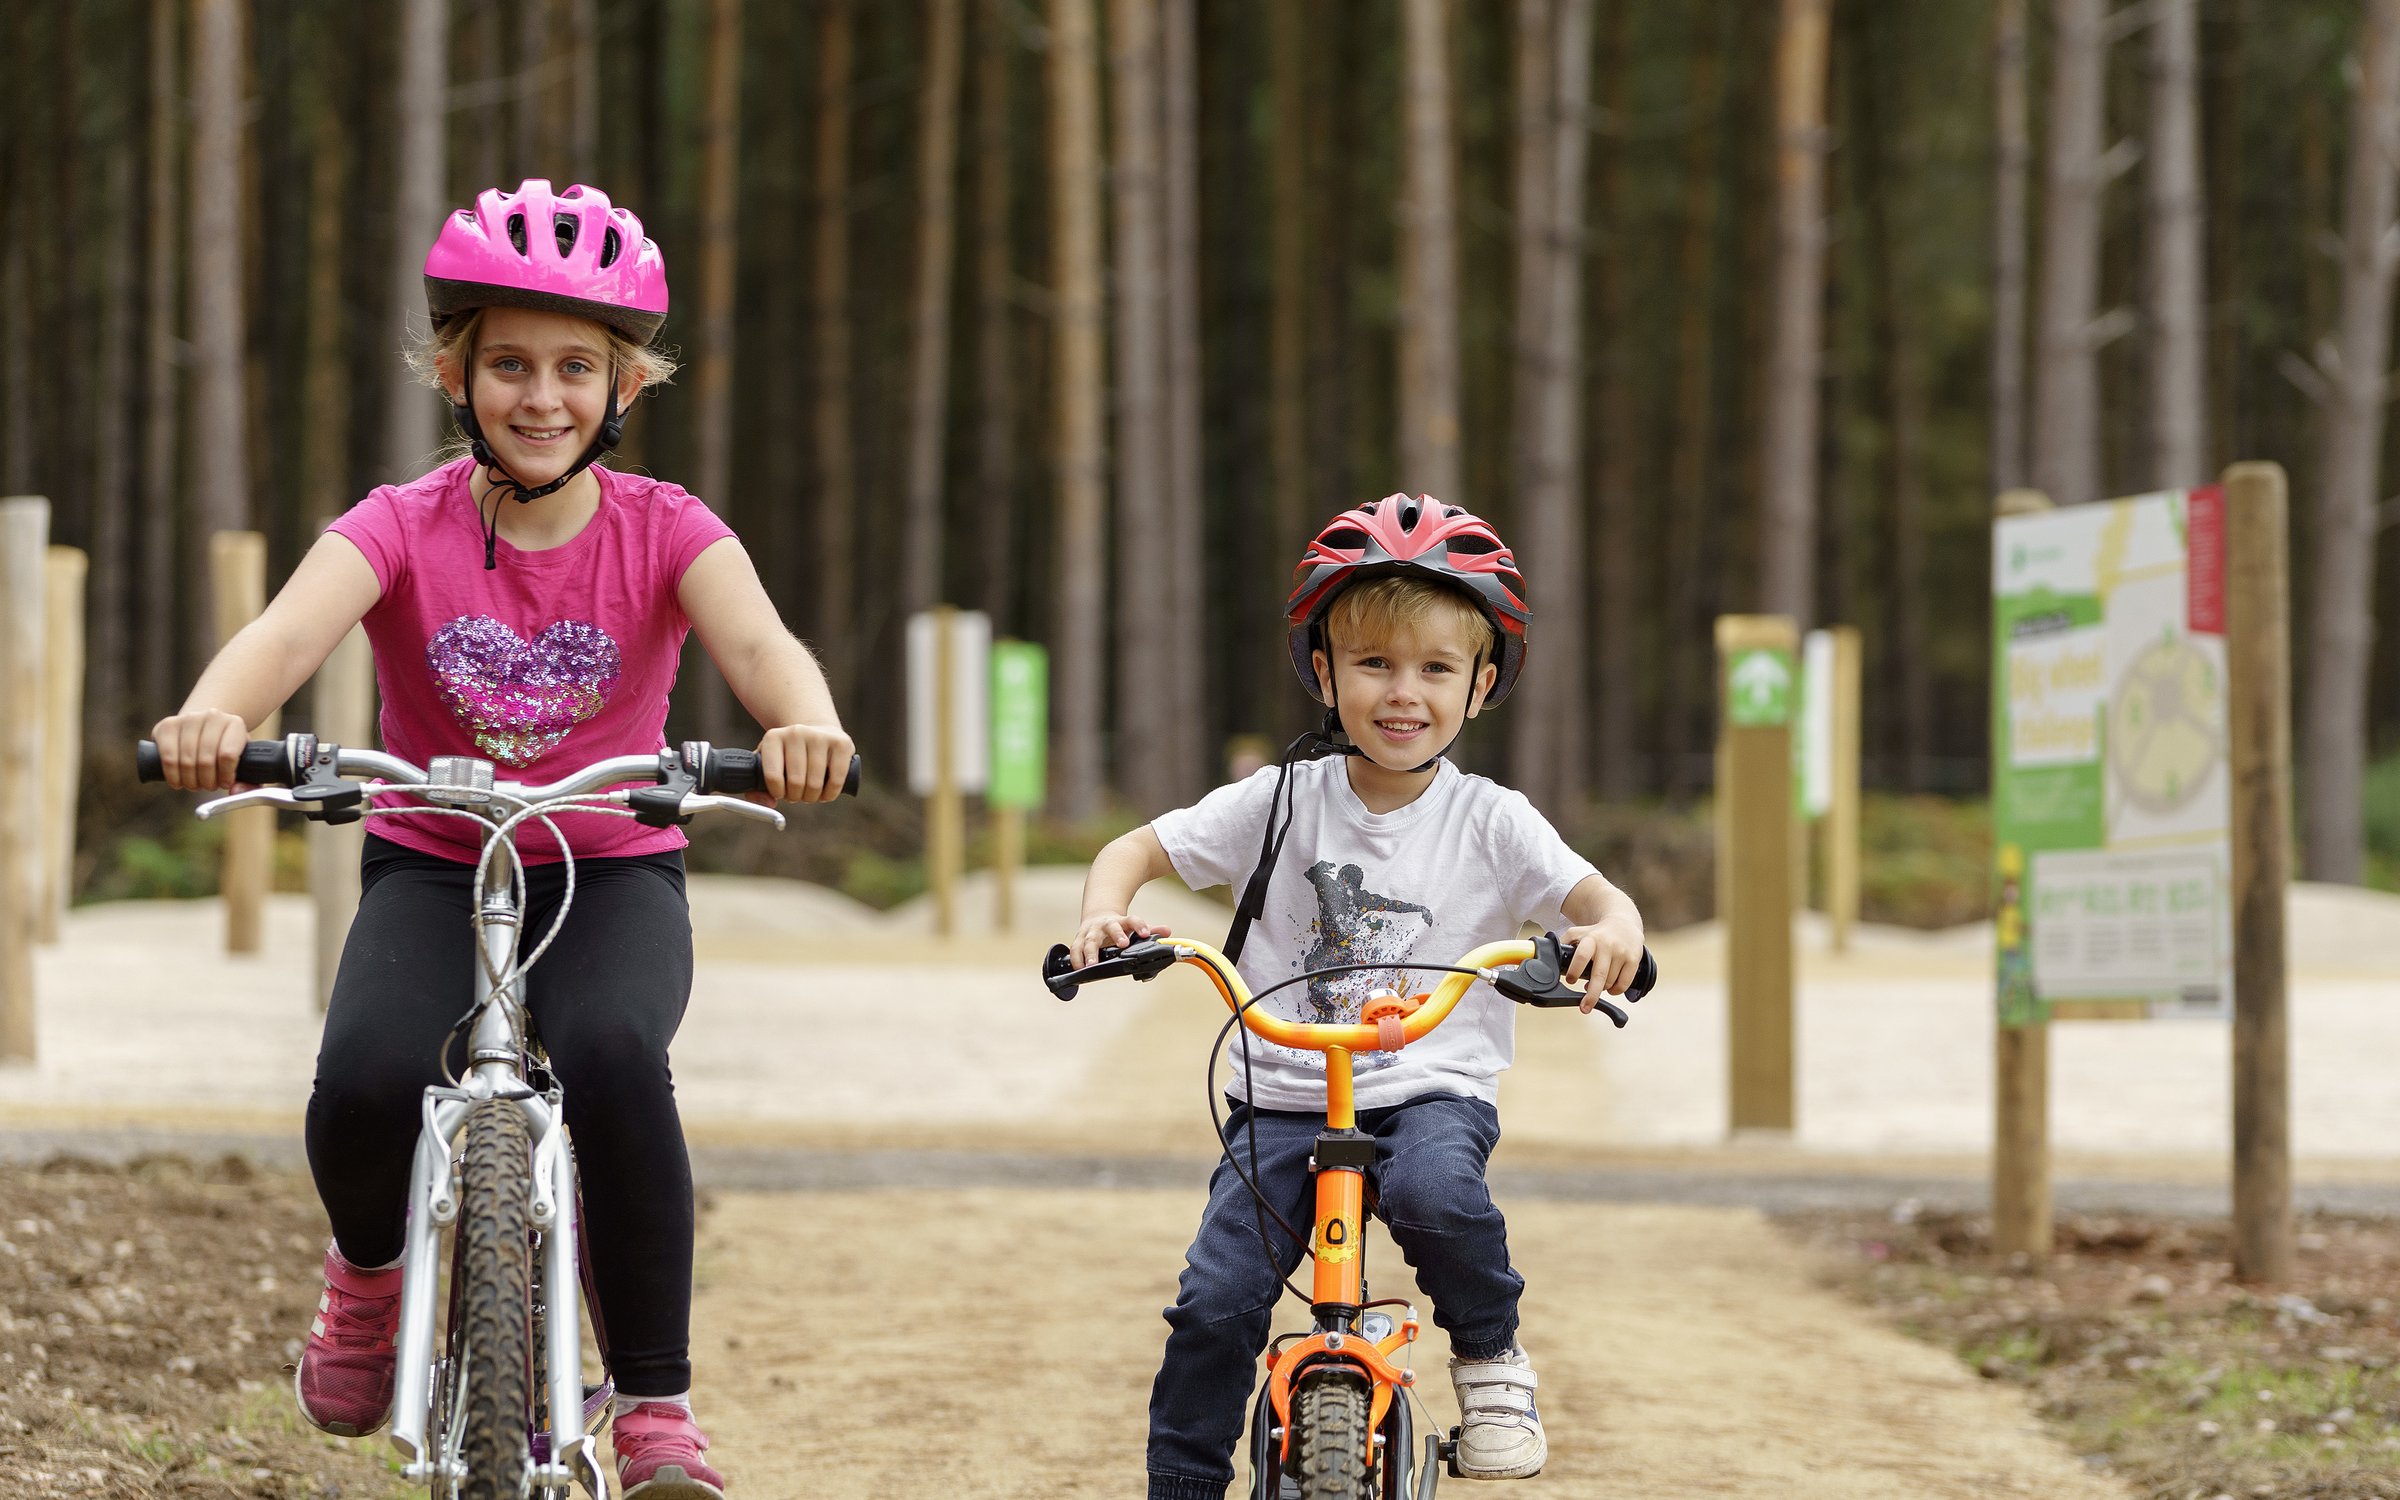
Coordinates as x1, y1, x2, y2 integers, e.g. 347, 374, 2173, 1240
613, 1401, 728, 1499
293, 1243, 404, 1437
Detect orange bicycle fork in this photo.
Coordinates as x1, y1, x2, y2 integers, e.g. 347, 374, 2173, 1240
1260, 1047, 1423, 1478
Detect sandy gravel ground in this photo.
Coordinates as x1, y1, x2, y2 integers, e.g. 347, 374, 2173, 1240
686, 1188, 2130, 1500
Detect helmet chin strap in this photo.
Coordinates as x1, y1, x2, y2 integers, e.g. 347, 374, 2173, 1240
455, 360, 626, 570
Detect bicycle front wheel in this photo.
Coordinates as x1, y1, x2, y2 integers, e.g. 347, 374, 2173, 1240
1293, 1368, 1374, 1500
443, 1099, 535, 1500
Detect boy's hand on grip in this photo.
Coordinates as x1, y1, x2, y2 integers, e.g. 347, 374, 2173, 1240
1069, 910, 1173, 969
1559, 914, 1646, 1012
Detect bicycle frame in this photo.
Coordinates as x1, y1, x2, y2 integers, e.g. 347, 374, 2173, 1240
1139, 935, 1536, 1490
184, 739, 793, 1499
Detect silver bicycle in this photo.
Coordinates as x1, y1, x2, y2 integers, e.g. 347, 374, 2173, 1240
139, 732, 855, 1499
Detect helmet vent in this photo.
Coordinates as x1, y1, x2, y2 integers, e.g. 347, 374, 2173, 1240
554, 214, 579, 257
1319, 527, 1371, 552
600, 227, 622, 267
505, 213, 528, 255
1446, 534, 1498, 555
1399, 502, 1421, 529
1443, 505, 1464, 517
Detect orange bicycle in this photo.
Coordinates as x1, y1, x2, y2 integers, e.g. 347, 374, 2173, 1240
1042, 931, 1655, 1500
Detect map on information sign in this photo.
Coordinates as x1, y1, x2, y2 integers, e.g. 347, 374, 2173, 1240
1990, 488, 2231, 1024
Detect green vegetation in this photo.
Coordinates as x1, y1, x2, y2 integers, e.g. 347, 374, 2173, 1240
2365, 752, 2400, 893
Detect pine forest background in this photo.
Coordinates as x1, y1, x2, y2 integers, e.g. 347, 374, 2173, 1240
7, 0, 2399, 910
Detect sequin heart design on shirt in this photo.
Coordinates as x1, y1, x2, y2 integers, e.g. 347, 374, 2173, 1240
426, 615, 623, 768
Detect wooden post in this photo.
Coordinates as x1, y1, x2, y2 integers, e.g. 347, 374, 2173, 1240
994, 804, 1023, 934
2224, 461, 2293, 1284
308, 624, 373, 1012
1827, 624, 1862, 951
1717, 614, 1798, 1135
0, 499, 49, 1061
37, 548, 85, 944
931, 605, 962, 937
211, 533, 274, 955
1993, 485, 2054, 1259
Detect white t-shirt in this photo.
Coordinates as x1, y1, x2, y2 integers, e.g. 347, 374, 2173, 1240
1150, 757, 1599, 1112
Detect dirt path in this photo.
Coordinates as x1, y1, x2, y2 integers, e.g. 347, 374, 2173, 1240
686, 1188, 2130, 1500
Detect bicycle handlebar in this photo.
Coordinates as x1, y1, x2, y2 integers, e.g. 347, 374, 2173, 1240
137, 736, 861, 817
1039, 932, 1658, 1040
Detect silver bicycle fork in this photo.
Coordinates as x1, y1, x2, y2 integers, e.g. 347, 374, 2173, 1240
386, 885, 607, 1496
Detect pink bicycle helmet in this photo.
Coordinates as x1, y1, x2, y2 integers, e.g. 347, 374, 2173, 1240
1285, 494, 1532, 706
423, 180, 668, 342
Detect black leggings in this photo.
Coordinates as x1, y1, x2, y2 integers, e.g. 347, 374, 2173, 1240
305, 835, 698, 1397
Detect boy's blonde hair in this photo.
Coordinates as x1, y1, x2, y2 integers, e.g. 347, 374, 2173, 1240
409, 306, 678, 400
1323, 576, 1495, 663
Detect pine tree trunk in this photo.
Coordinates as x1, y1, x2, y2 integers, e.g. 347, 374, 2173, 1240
1511, 0, 1553, 526
516, 0, 550, 175
1397, 0, 1461, 502
813, 0, 857, 696
1267, 0, 1308, 723
691, 0, 742, 739
1758, 0, 1831, 624
570, 0, 599, 181
302, 102, 350, 527
141, 0, 180, 716
1110, 0, 1170, 813
1160, 0, 1206, 802
189, 0, 248, 555
88, 153, 138, 743
1855, 2, 1932, 788
1049, 0, 1107, 819
1990, 0, 2029, 496
974, 0, 1015, 628
2146, 0, 2208, 490
904, 0, 965, 616
1511, 0, 1592, 813
1589, 0, 1641, 799
384, 0, 447, 485
2305, 0, 2400, 885
2032, 0, 2109, 508
1661, 8, 1723, 796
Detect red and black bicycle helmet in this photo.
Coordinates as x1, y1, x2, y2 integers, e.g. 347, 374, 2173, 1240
1285, 494, 1531, 706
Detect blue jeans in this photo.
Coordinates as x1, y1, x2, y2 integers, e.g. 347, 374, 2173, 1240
1146, 1092, 1522, 1500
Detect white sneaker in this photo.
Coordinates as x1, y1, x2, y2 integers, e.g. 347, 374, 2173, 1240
1448, 1342, 1545, 1479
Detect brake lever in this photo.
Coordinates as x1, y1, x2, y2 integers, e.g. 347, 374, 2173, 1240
1490, 933, 1655, 1028
194, 787, 303, 821
676, 793, 787, 831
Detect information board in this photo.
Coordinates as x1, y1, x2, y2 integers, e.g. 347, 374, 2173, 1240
1991, 487, 2231, 1023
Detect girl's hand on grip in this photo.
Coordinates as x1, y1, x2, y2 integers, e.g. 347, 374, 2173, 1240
1070, 910, 1172, 969
151, 710, 250, 791
1560, 914, 1645, 1010
758, 723, 855, 804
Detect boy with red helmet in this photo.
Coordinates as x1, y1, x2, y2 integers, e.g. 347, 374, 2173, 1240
1066, 495, 1647, 1494
150, 180, 845, 1499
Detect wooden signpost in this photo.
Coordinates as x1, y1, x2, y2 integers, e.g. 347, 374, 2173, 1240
1991, 486, 2054, 1258
212, 532, 275, 955
1717, 614, 1798, 1135
909, 606, 990, 937
0, 498, 48, 1061
2223, 461, 2293, 1284
38, 547, 86, 945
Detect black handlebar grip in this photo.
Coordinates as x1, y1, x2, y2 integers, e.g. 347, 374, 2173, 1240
842, 753, 861, 797
1042, 943, 1083, 1000
136, 740, 164, 783
238, 741, 295, 785
705, 748, 763, 796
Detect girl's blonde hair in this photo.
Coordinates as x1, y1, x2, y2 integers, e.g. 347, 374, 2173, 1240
409, 306, 678, 401
1323, 576, 1495, 662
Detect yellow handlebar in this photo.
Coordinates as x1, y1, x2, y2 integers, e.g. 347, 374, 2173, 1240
1163, 936, 1536, 1053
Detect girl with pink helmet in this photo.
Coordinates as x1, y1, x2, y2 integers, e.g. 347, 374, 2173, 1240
149, 179, 839, 1499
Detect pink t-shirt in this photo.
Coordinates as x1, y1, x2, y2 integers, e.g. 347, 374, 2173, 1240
327, 458, 736, 864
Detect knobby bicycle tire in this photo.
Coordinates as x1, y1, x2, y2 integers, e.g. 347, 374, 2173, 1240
447, 1099, 535, 1500
1294, 1368, 1374, 1500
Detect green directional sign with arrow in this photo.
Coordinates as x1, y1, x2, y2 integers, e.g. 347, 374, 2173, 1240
1725, 646, 1795, 727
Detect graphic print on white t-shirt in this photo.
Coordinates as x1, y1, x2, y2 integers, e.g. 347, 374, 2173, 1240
1298, 859, 1434, 1078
